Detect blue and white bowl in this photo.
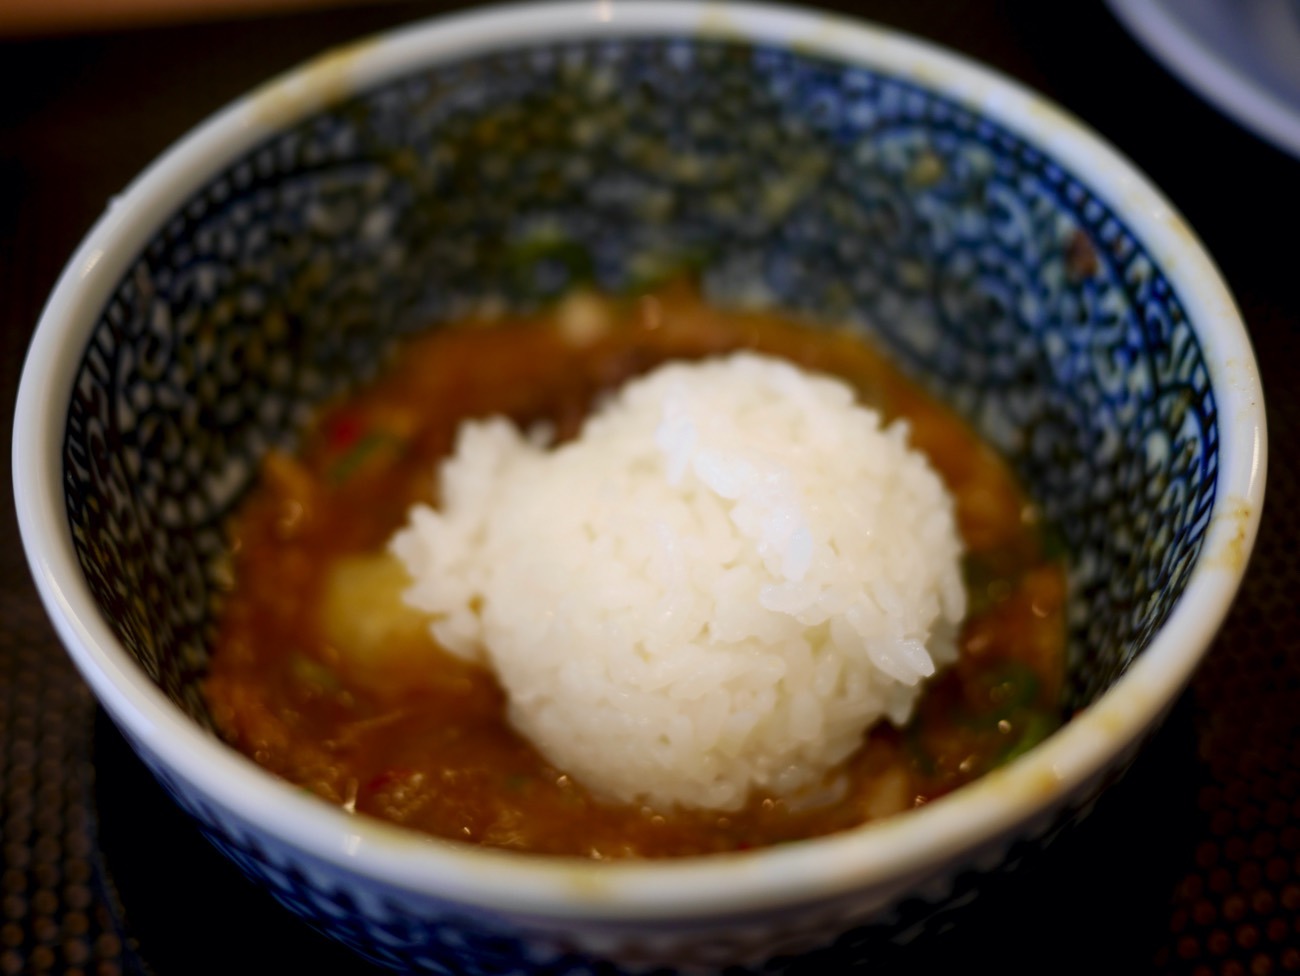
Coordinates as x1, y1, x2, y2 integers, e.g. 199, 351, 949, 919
12, 3, 1266, 972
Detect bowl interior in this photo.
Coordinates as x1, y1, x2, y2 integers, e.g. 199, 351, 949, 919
61, 35, 1216, 742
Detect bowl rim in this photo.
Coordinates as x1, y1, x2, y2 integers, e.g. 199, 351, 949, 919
12, 0, 1266, 923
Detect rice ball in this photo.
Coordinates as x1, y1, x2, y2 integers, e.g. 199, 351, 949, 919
390, 351, 965, 811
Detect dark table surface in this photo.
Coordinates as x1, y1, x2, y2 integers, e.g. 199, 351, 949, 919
2, 2, 1297, 973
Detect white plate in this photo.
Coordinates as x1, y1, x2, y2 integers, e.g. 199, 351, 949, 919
1107, 0, 1300, 158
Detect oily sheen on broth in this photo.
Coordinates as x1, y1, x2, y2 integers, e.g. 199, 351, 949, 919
203, 284, 1066, 859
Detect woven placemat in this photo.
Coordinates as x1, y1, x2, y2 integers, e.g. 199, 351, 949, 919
1, 1, 1296, 972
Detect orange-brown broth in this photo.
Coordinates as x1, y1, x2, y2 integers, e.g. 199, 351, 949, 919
204, 286, 1066, 859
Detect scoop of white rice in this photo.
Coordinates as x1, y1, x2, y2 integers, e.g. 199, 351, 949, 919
390, 351, 965, 811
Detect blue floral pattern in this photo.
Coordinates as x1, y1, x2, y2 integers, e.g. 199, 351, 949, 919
63, 36, 1218, 973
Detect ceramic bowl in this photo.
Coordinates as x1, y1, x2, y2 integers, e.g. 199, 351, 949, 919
12, 2, 1265, 972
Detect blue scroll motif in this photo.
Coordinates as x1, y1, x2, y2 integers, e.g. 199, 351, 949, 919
63, 37, 1218, 973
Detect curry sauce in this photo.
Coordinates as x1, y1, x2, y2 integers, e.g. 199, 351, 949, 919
204, 284, 1066, 859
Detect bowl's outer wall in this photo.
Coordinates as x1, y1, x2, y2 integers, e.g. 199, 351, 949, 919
43, 21, 1231, 976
